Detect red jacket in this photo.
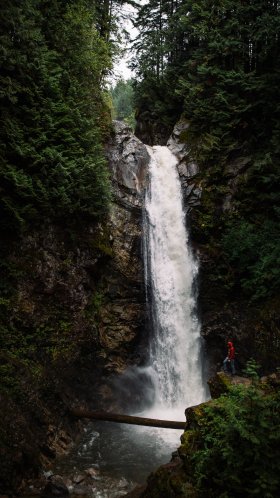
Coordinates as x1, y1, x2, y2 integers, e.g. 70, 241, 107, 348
228, 342, 235, 360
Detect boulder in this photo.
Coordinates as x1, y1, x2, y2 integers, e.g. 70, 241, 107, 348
41, 476, 69, 497
84, 467, 100, 480
207, 371, 252, 398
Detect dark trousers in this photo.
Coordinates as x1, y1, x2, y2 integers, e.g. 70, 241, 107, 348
223, 357, 236, 375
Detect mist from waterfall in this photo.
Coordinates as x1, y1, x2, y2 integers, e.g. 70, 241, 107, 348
143, 146, 208, 421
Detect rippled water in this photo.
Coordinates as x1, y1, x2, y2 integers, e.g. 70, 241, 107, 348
51, 418, 183, 497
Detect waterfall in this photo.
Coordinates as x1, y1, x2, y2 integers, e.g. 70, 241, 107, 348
51, 145, 209, 495
143, 146, 208, 419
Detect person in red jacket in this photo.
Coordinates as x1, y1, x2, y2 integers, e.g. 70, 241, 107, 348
223, 341, 236, 375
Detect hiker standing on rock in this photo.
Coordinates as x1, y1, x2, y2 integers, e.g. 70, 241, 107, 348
223, 341, 236, 375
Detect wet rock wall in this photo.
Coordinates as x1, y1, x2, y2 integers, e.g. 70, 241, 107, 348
0, 121, 150, 494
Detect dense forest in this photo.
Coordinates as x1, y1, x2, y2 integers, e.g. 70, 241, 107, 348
0, 0, 280, 496
0, 0, 136, 367
132, 0, 280, 302
0, 0, 116, 401
111, 78, 135, 127
0, 0, 114, 234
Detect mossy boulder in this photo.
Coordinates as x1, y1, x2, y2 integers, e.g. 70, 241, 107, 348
207, 371, 233, 398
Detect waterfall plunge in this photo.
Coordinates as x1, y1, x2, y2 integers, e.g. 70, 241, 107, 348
143, 146, 208, 420
51, 146, 210, 493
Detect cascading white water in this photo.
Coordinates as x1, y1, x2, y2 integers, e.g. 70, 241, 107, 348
144, 146, 208, 419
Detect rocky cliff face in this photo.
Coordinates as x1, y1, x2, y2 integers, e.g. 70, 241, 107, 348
167, 120, 202, 212
134, 111, 171, 146
2, 118, 278, 494
0, 121, 150, 494
167, 119, 280, 377
99, 121, 150, 375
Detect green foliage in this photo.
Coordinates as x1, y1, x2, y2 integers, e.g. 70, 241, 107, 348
111, 79, 135, 127
181, 382, 280, 497
132, 0, 280, 155
0, 313, 76, 398
0, 363, 21, 396
84, 290, 104, 324
242, 359, 261, 381
0, 0, 113, 233
222, 217, 280, 301
131, 1, 186, 140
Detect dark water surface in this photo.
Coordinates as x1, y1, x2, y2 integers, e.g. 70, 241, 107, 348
51, 419, 183, 496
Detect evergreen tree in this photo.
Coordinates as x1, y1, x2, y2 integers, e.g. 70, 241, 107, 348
132, 0, 280, 158
0, 0, 113, 232
111, 78, 135, 124
177, 0, 280, 162
131, 0, 280, 300
131, 0, 188, 140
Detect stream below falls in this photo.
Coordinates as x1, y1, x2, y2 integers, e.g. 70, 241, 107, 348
52, 417, 184, 497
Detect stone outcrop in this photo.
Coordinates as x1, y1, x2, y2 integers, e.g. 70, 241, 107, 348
99, 121, 149, 374
22, 465, 136, 497
0, 121, 150, 494
167, 120, 201, 212
134, 111, 171, 146
108, 121, 149, 209
222, 156, 252, 212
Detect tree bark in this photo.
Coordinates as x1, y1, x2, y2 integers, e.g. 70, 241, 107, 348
70, 408, 186, 430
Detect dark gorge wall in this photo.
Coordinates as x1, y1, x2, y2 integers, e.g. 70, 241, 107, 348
167, 120, 280, 377
1, 117, 279, 495
100, 121, 149, 377
0, 122, 149, 494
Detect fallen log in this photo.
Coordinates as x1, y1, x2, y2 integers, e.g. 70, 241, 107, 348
70, 408, 186, 430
